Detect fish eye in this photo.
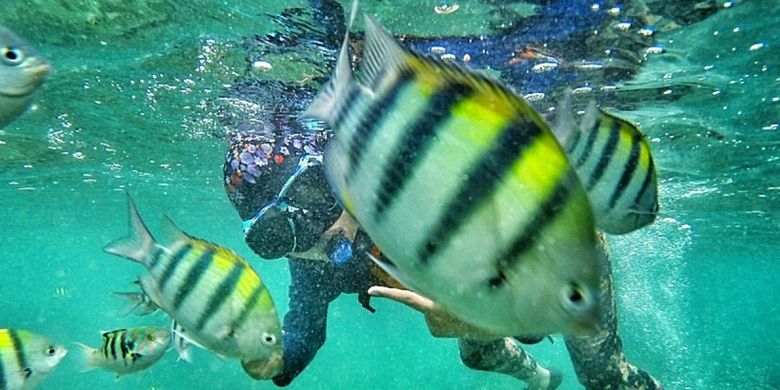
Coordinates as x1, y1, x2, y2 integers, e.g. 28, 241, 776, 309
46, 345, 56, 356
147, 334, 155, 341
1, 47, 25, 65
561, 282, 592, 313
261, 333, 277, 346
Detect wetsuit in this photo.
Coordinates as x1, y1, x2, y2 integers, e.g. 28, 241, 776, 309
221, 0, 718, 387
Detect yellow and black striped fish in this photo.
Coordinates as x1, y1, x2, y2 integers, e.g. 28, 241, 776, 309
554, 99, 659, 234
103, 194, 283, 380
0, 328, 67, 390
304, 1, 602, 337
75, 327, 170, 377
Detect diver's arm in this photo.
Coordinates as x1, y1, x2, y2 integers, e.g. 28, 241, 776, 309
564, 238, 663, 390
273, 259, 339, 387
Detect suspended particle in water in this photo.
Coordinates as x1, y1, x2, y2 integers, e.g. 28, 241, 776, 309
430, 46, 446, 54
462, 53, 471, 62
434, 3, 460, 15
440, 53, 456, 62
531, 62, 558, 73
638, 26, 656, 37
572, 86, 593, 95
523, 92, 545, 101
749, 43, 764, 51
252, 60, 273, 72
646, 46, 665, 55
615, 22, 632, 31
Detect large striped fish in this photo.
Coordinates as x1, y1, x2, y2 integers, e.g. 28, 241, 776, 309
0, 328, 67, 390
304, 2, 602, 337
75, 327, 170, 377
103, 195, 283, 380
554, 98, 659, 234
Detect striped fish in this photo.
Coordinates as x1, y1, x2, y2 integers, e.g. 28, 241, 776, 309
554, 98, 659, 234
304, 1, 602, 337
75, 327, 170, 377
103, 194, 283, 380
0, 328, 67, 390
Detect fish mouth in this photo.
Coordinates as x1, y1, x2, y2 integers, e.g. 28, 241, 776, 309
0, 59, 51, 98
240, 352, 283, 380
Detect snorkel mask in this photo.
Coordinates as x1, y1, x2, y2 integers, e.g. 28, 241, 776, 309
243, 154, 340, 259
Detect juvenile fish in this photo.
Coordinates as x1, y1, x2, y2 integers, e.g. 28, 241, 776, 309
75, 327, 170, 377
103, 194, 283, 379
304, 1, 602, 337
0, 26, 50, 129
0, 328, 67, 390
554, 97, 659, 234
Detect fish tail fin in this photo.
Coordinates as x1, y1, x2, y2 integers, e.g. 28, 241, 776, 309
302, 0, 359, 123
553, 89, 577, 146
103, 194, 156, 264
73, 342, 99, 372
579, 100, 599, 135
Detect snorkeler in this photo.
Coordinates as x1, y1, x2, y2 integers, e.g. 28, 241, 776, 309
221, 0, 718, 388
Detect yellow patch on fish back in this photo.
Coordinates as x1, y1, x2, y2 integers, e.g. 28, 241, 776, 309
235, 268, 262, 301
0, 329, 12, 349
209, 245, 243, 272
638, 137, 652, 170
617, 123, 634, 153
450, 93, 509, 146
512, 133, 568, 198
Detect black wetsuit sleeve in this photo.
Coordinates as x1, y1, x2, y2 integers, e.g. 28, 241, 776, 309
273, 258, 340, 387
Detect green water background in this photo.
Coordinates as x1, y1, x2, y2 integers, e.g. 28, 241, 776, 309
0, 1, 778, 389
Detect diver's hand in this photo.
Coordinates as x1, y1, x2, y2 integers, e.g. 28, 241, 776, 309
321, 211, 359, 242
367, 286, 500, 341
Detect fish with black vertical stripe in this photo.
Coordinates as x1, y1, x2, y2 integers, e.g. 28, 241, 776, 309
304, 1, 602, 337
103, 194, 283, 380
74, 327, 169, 377
0, 328, 67, 390
553, 97, 659, 234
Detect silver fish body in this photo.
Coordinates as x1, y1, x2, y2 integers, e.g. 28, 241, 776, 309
0, 26, 50, 129
103, 195, 283, 379
0, 328, 67, 390
304, 2, 603, 337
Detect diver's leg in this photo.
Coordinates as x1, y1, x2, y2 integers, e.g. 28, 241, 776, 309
564, 239, 663, 389
458, 337, 562, 390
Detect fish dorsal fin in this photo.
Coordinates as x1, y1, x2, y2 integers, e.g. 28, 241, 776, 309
100, 328, 125, 337
552, 89, 577, 146
362, 13, 540, 123
302, 0, 359, 122
161, 215, 189, 245
579, 100, 599, 135
361, 13, 406, 91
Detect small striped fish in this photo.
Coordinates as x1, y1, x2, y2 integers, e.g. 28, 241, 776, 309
554, 98, 659, 234
304, 1, 602, 337
103, 194, 283, 379
0, 328, 67, 390
75, 327, 170, 377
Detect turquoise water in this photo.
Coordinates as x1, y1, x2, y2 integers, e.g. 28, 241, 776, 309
1, 1, 778, 389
